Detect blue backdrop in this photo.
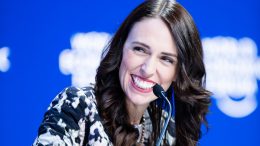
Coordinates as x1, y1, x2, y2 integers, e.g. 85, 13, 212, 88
1, 0, 259, 146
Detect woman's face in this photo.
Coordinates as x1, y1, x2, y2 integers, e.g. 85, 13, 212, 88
119, 17, 178, 106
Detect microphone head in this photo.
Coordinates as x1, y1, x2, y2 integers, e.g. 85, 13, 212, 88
153, 84, 165, 98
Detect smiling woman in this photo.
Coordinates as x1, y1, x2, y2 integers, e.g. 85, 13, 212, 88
119, 17, 178, 111
33, 0, 211, 146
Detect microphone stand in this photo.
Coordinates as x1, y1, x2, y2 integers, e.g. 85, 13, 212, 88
153, 84, 173, 146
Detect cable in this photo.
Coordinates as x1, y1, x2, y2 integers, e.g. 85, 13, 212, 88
153, 84, 174, 146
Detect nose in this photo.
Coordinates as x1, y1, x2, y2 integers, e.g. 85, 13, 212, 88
140, 57, 157, 78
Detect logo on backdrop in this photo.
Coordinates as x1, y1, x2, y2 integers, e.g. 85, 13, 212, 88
203, 37, 260, 118
59, 33, 260, 118
59, 32, 111, 87
0, 47, 10, 72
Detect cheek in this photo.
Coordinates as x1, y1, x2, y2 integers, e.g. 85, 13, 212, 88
160, 66, 177, 88
120, 51, 143, 73
119, 52, 133, 86
119, 59, 127, 85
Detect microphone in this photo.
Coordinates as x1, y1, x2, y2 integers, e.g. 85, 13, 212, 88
153, 84, 173, 146
153, 84, 167, 99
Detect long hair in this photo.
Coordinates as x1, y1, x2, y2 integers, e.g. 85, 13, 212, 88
95, 0, 211, 146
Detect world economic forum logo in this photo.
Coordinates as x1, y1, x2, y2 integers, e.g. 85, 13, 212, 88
203, 37, 260, 118
59, 32, 111, 87
0, 47, 10, 72
59, 33, 259, 118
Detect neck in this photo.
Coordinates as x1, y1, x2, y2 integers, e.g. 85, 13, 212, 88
125, 99, 149, 125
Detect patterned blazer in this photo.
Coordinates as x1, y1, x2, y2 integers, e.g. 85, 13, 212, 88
33, 86, 176, 146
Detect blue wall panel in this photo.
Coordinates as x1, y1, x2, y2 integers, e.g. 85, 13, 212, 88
0, 0, 259, 145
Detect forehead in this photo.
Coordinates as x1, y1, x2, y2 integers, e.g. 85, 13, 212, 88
125, 17, 177, 54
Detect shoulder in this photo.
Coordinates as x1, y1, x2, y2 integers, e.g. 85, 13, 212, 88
63, 85, 95, 99
58, 85, 95, 101
33, 85, 106, 146
49, 85, 96, 111
50, 86, 112, 145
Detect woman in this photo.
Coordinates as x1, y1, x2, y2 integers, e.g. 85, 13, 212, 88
33, 0, 211, 146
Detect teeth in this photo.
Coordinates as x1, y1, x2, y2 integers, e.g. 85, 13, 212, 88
133, 76, 154, 89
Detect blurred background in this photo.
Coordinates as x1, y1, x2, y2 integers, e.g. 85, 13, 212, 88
0, 0, 259, 145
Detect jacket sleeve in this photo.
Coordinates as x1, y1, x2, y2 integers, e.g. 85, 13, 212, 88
33, 87, 90, 146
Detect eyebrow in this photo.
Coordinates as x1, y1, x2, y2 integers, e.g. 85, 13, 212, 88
161, 52, 178, 58
132, 41, 178, 58
132, 41, 150, 49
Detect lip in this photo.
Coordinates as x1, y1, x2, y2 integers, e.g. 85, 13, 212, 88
130, 74, 156, 93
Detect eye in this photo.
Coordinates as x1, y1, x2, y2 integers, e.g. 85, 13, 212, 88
132, 46, 147, 54
161, 56, 175, 64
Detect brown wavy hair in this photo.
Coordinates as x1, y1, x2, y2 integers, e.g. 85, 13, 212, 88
95, 0, 211, 146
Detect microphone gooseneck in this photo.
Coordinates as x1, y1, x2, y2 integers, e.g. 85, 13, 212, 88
153, 84, 173, 146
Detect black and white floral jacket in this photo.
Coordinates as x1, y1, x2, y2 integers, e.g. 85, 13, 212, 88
33, 86, 176, 146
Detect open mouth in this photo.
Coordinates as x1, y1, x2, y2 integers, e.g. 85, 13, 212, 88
131, 74, 156, 92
